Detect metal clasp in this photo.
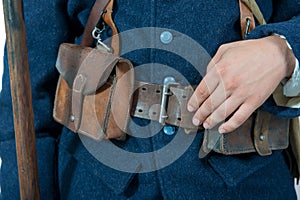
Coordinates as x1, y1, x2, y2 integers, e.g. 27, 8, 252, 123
159, 77, 179, 125
92, 10, 112, 52
244, 17, 251, 38
92, 10, 106, 40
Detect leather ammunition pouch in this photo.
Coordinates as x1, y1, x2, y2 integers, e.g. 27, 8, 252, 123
54, 43, 133, 140
53, 43, 290, 156
52, 0, 298, 180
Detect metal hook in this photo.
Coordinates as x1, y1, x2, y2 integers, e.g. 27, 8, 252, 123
91, 10, 112, 52
92, 26, 104, 40
244, 17, 251, 38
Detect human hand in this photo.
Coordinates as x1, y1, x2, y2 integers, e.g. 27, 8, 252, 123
187, 36, 296, 134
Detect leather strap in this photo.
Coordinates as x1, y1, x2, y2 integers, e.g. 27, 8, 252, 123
102, 0, 120, 54
53, 43, 290, 153
202, 111, 289, 155
241, 0, 266, 25
56, 43, 200, 134
81, 0, 119, 55
131, 81, 200, 133
81, 0, 110, 46
54, 1, 289, 155
239, 0, 255, 39
254, 110, 272, 155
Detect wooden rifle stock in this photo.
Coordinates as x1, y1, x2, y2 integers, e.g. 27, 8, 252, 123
3, 0, 40, 199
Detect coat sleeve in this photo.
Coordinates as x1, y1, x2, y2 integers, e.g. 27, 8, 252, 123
246, 0, 300, 118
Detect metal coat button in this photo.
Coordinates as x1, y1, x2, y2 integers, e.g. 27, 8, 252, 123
163, 126, 176, 135
160, 31, 173, 44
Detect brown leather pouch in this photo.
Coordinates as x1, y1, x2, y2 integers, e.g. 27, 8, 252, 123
53, 43, 290, 158
201, 110, 290, 156
53, 0, 291, 160
53, 43, 134, 140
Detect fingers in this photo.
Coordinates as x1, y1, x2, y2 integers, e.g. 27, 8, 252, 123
200, 96, 242, 130
191, 83, 228, 126
206, 49, 222, 73
218, 103, 255, 133
188, 40, 274, 133
188, 44, 229, 113
187, 69, 219, 113
198, 99, 255, 134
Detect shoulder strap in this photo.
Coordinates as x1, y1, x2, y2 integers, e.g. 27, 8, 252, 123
239, 0, 266, 39
239, 0, 255, 39
81, 0, 119, 55
81, 0, 113, 46
241, 0, 266, 25
102, 0, 120, 55
85, 0, 264, 51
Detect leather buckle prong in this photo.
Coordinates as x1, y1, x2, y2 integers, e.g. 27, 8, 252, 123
159, 77, 179, 125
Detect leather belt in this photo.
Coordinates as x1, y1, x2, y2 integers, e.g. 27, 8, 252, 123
53, 43, 290, 156
131, 81, 200, 133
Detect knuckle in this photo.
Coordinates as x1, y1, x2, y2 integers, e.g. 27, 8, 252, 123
228, 77, 240, 89
195, 86, 208, 99
212, 110, 226, 123
234, 88, 246, 99
216, 64, 228, 77
202, 100, 214, 113
221, 77, 241, 95
218, 44, 229, 52
251, 94, 265, 105
206, 64, 214, 73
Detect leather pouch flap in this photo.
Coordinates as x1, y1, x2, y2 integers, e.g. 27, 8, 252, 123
56, 43, 119, 95
54, 43, 134, 140
201, 110, 289, 155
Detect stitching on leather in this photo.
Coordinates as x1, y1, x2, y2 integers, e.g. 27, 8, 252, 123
103, 74, 117, 135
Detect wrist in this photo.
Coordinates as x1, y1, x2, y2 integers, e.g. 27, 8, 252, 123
268, 34, 300, 97
269, 34, 296, 78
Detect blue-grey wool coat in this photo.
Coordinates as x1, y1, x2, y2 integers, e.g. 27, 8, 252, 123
1, 0, 300, 199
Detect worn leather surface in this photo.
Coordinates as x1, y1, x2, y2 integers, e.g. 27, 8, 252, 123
54, 0, 289, 154
202, 110, 289, 155
53, 43, 290, 154
54, 43, 133, 140
102, 0, 120, 54
81, 0, 110, 47
130, 81, 199, 133
239, 0, 255, 39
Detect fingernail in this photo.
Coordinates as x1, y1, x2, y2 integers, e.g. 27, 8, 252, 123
219, 127, 226, 134
192, 118, 201, 126
187, 105, 195, 112
203, 122, 210, 129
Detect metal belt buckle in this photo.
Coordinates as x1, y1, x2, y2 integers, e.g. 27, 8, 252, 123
159, 77, 180, 125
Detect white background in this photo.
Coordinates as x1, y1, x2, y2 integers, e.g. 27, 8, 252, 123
0, 1, 300, 198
